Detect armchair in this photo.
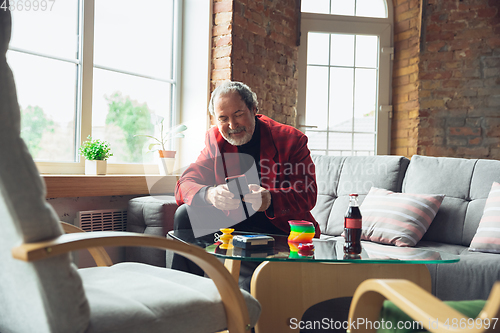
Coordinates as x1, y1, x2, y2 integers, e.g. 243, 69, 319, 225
348, 279, 500, 333
0, 6, 259, 333
6, 220, 260, 332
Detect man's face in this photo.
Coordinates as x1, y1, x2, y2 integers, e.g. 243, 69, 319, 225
214, 91, 257, 146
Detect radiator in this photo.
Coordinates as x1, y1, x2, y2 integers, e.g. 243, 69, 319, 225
73, 209, 128, 268
75, 209, 128, 232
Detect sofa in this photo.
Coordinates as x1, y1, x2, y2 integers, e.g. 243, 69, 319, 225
126, 154, 500, 301
312, 154, 500, 301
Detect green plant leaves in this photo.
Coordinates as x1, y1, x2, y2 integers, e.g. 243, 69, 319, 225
134, 120, 187, 152
79, 135, 113, 160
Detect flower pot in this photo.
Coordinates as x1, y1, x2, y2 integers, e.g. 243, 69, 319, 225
85, 160, 107, 175
158, 150, 176, 175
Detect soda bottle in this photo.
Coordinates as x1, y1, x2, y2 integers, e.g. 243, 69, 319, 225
344, 193, 362, 255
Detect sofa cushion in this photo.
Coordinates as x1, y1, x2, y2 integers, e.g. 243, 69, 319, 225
360, 187, 444, 246
402, 155, 500, 246
465, 159, 500, 244
311, 155, 410, 236
469, 182, 500, 254
416, 241, 500, 301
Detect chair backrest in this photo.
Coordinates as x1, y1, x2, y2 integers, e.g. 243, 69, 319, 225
0, 7, 90, 333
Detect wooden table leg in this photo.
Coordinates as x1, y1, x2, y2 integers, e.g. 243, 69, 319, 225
250, 262, 431, 333
224, 259, 241, 283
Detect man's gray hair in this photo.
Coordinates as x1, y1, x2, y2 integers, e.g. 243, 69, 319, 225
208, 81, 259, 116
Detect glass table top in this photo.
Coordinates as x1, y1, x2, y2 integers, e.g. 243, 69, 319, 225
168, 230, 460, 264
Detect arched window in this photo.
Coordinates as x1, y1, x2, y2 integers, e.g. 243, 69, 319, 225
302, 0, 388, 18
298, 0, 393, 156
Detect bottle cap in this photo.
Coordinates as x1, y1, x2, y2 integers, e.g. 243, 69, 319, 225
349, 193, 358, 197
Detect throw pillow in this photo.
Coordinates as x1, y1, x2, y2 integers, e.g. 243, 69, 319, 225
469, 182, 500, 253
360, 187, 445, 247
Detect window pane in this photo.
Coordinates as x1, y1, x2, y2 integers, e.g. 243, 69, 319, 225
92, 69, 172, 164
307, 33, 329, 66
7, 52, 77, 162
94, 0, 174, 80
329, 67, 354, 131
301, 0, 330, 14
311, 150, 327, 156
353, 133, 375, 154
305, 66, 328, 130
9, 1, 79, 60
328, 150, 342, 156
356, 0, 387, 18
355, 151, 372, 156
305, 131, 327, 150
329, 132, 352, 151
302, 0, 388, 18
331, 34, 354, 67
355, 35, 378, 68
354, 68, 376, 132
331, 0, 355, 16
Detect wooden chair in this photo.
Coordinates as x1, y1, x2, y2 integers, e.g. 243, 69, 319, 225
348, 279, 500, 333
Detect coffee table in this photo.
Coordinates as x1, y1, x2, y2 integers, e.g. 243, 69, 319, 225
168, 230, 459, 333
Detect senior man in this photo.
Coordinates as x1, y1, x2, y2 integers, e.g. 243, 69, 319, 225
172, 81, 319, 289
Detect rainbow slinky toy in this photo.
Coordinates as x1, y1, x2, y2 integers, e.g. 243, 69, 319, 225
288, 220, 315, 243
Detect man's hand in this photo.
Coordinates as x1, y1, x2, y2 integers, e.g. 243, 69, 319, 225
243, 184, 272, 212
205, 184, 241, 210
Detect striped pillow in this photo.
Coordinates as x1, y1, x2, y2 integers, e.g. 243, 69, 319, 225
469, 182, 500, 253
360, 187, 445, 247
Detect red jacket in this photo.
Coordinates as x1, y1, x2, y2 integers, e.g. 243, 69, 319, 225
175, 114, 320, 237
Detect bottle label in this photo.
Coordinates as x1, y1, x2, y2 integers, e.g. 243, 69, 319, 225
345, 218, 362, 229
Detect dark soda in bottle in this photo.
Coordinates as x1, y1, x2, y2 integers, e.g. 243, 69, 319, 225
344, 193, 362, 255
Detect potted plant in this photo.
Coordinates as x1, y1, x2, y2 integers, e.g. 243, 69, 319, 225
135, 117, 187, 175
79, 136, 113, 175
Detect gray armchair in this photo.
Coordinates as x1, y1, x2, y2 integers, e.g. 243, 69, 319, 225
0, 7, 260, 333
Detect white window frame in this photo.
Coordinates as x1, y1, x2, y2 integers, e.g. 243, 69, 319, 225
297, 3, 393, 155
28, 0, 184, 174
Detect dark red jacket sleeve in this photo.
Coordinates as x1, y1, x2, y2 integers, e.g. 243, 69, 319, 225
175, 132, 217, 206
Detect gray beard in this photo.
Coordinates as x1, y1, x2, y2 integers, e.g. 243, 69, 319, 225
222, 122, 255, 146
222, 130, 253, 146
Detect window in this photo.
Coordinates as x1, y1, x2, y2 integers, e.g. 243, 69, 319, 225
7, 0, 180, 173
298, 0, 393, 156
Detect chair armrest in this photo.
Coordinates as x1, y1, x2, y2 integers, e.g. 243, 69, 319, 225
12, 231, 252, 333
60, 221, 113, 267
348, 279, 500, 333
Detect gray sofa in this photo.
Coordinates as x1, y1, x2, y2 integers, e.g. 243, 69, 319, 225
126, 154, 500, 301
312, 154, 500, 301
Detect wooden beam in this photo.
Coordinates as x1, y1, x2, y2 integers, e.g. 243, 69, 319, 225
43, 175, 178, 198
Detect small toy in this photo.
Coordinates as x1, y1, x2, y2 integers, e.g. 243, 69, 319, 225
218, 228, 234, 249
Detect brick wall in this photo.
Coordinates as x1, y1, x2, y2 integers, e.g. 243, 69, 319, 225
212, 0, 500, 159
391, 0, 422, 157
211, 0, 299, 127
393, 0, 500, 159
418, 0, 500, 159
